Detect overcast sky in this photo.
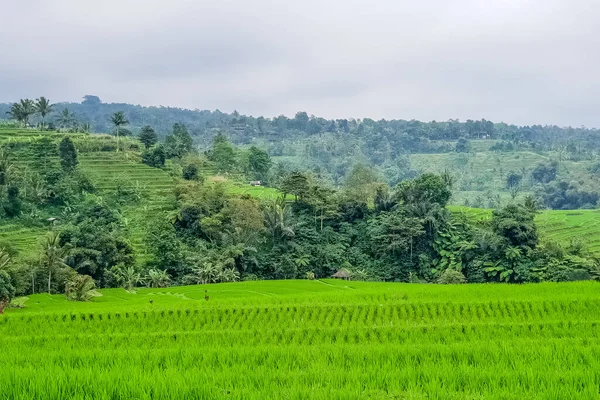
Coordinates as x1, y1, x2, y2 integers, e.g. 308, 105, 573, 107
2, 0, 599, 127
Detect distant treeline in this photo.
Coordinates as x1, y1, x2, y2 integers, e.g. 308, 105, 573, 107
1, 95, 599, 150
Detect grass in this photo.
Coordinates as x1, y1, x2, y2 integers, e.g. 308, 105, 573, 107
2, 279, 600, 399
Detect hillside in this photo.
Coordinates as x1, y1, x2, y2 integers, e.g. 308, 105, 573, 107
3, 279, 600, 399
0, 127, 278, 262
452, 207, 600, 254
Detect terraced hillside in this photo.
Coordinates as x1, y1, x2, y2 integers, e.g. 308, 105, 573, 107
3, 280, 600, 399
0, 128, 280, 261
411, 150, 595, 203
452, 207, 600, 254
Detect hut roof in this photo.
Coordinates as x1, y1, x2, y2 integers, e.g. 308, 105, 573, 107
332, 268, 351, 278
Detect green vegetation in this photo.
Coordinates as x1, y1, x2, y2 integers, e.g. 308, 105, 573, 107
2, 280, 600, 398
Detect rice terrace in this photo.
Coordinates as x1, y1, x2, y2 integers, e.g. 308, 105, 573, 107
4, 3, 600, 396
3, 280, 600, 399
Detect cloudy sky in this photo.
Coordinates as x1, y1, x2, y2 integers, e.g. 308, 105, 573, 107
2, 0, 599, 127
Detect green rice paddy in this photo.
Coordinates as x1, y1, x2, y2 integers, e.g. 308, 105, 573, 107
3, 279, 600, 399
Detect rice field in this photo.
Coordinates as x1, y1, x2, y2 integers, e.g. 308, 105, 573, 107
452, 207, 600, 254
2, 279, 600, 399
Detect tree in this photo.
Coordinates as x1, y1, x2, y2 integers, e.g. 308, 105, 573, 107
142, 146, 166, 168
455, 137, 472, 153
532, 161, 558, 184
40, 232, 70, 294
247, 146, 272, 181
3, 186, 21, 217
395, 173, 453, 208
59, 137, 78, 171
35, 97, 54, 129
65, 274, 97, 301
0, 270, 15, 314
506, 172, 522, 189
110, 111, 129, 152
56, 108, 76, 131
182, 164, 199, 180
209, 133, 236, 172
491, 204, 538, 249
139, 125, 158, 149
280, 171, 310, 202
6, 99, 35, 127
82, 95, 102, 106
164, 123, 193, 158
344, 164, 380, 204
263, 201, 295, 245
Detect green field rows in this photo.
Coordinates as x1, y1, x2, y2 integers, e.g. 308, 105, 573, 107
2, 280, 600, 399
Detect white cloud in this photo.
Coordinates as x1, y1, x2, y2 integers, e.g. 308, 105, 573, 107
1, 0, 600, 126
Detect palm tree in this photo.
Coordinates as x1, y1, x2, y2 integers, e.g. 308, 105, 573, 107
65, 274, 97, 301
19, 99, 35, 126
35, 97, 54, 130
40, 232, 69, 294
110, 111, 129, 152
56, 108, 75, 132
263, 201, 295, 244
6, 99, 35, 127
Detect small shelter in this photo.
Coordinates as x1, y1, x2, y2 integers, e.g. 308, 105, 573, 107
250, 180, 262, 186
332, 268, 351, 280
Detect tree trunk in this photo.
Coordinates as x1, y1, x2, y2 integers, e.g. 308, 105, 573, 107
116, 127, 120, 152
48, 269, 51, 294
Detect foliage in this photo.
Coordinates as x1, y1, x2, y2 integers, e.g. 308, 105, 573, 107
59, 137, 79, 171
65, 274, 98, 301
436, 269, 466, 284
138, 125, 158, 149
142, 145, 166, 168
164, 123, 193, 158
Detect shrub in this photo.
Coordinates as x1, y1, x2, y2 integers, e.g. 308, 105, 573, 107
437, 269, 467, 284
182, 164, 199, 181
142, 146, 166, 168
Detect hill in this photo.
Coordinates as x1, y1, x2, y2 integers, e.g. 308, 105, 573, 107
3, 279, 600, 399
0, 127, 279, 262
4, 98, 600, 208
452, 207, 600, 254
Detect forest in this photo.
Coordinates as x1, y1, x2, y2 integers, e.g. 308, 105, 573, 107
1, 97, 600, 309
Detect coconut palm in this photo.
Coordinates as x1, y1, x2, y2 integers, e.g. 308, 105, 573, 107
263, 201, 295, 244
40, 232, 69, 294
6, 99, 35, 127
56, 108, 75, 132
35, 97, 54, 130
110, 111, 129, 152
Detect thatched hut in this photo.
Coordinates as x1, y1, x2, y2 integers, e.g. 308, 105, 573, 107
332, 268, 351, 280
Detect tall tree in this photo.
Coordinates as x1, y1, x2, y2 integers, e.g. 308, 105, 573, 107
56, 108, 75, 131
110, 111, 129, 152
59, 137, 78, 171
139, 125, 158, 149
6, 99, 35, 127
35, 97, 54, 130
41, 232, 70, 294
